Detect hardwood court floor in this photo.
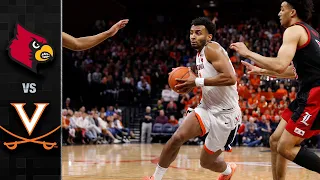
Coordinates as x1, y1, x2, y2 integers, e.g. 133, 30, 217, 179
62, 144, 319, 180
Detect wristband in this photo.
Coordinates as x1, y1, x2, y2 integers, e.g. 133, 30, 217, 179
195, 78, 205, 87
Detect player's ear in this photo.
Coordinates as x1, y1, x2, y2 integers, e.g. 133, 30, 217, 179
207, 34, 213, 42
290, 8, 297, 18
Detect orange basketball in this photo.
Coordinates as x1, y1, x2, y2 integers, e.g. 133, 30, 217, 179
168, 67, 197, 94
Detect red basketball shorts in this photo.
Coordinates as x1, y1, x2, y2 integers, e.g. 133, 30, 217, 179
282, 86, 320, 139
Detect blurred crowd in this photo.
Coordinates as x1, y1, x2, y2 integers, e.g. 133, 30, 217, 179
62, 103, 135, 145
63, 18, 320, 148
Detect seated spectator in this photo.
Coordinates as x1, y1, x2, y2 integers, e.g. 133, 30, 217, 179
141, 106, 153, 143
166, 100, 178, 116
276, 83, 288, 98
279, 95, 289, 106
162, 84, 172, 103
250, 74, 260, 89
245, 117, 258, 132
258, 115, 272, 146
114, 113, 135, 139
85, 112, 101, 143
97, 113, 121, 144
107, 115, 126, 142
153, 100, 164, 115
266, 87, 274, 101
74, 111, 88, 144
62, 114, 74, 145
99, 107, 106, 116
268, 98, 278, 112
168, 115, 179, 126
258, 96, 268, 114
137, 76, 151, 94
289, 86, 296, 102
63, 97, 73, 110
271, 115, 281, 132
239, 96, 248, 112
105, 106, 115, 117
243, 125, 263, 147
248, 93, 258, 109
155, 110, 168, 124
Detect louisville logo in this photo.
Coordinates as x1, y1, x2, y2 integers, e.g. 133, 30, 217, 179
0, 103, 60, 150
7, 23, 54, 73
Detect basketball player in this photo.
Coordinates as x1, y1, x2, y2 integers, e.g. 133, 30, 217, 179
62, 19, 128, 51
230, 0, 320, 179
144, 17, 241, 180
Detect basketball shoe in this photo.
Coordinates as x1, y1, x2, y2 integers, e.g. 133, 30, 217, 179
217, 163, 237, 180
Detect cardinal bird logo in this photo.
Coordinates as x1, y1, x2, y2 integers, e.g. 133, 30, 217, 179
7, 23, 54, 73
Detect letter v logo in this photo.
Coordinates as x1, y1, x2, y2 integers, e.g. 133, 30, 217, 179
10, 103, 49, 136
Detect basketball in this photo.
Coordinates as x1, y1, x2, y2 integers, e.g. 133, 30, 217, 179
168, 67, 197, 94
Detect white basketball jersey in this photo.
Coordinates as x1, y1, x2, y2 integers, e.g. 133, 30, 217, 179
196, 42, 239, 114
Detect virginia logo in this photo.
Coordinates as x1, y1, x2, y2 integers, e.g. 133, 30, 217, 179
7, 23, 54, 73
0, 103, 60, 150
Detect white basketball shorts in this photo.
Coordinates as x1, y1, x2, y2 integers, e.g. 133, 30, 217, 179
192, 103, 242, 154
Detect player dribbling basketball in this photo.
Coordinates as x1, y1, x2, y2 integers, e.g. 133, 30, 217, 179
144, 17, 241, 180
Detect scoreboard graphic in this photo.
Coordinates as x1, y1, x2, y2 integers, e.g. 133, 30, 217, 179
0, 0, 61, 179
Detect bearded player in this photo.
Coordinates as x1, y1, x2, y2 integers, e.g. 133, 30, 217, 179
144, 17, 241, 180
63, 19, 128, 51
230, 0, 320, 179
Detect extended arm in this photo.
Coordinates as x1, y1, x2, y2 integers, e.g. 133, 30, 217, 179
260, 65, 296, 79
230, 26, 301, 74
62, 19, 128, 51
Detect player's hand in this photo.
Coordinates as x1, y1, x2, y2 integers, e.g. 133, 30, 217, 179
229, 42, 251, 58
175, 68, 196, 93
241, 61, 262, 75
108, 19, 129, 37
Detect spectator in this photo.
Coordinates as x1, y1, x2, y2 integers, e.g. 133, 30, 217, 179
161, 84, 172, 102
243, 125, 263, 147
106, 106, 115, 116
92, 67, 102, 83
141, 106, 153, 143
96, 113, 121, 144
271, 115, 281, 132
276, 83, 288, 97
153, 100, 164, 114
168, 115, 179, 125
258, 115, 272, 146
245, 117, 258, 132
289, 86, 296, 102
114, 113, 135, 139
63, 97, 73, 110
258, 96, 268, 114
166, 100, 178, 116
162, 84, 179, 103
155, 110, 168, 124
137, 76, 151, 94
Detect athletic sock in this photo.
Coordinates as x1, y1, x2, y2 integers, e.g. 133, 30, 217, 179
221, 163, 232, 175
153, 164, 168, 180
293, 147, 320, 173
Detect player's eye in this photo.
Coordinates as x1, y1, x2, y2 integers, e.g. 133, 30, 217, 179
32, 41, 40, 49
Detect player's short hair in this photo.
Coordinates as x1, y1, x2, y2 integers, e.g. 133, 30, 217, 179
191, 17, 216, 36
283, 0, 314, 21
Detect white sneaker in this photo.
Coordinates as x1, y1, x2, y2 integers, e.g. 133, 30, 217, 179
113, 139, 121, 144
123, 138, 130, 143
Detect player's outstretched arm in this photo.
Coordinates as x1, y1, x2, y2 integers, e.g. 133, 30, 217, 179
62, 19, 129, 51
203, 43, 237, 86
241, 61, 296, 79
230, 26, 301, 74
